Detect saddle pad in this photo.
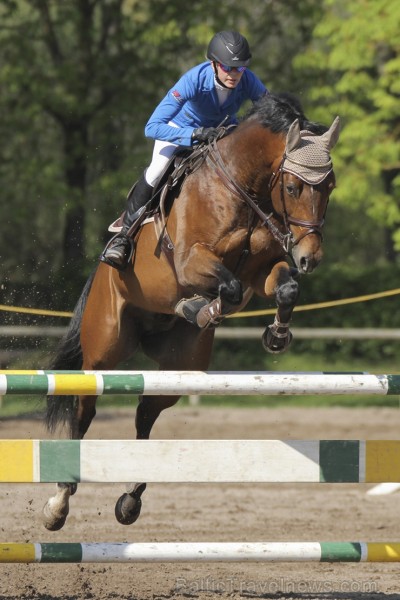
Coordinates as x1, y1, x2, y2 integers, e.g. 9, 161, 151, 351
108, 214, 155, 233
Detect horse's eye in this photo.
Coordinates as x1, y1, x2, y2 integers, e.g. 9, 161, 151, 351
286, 183, 297, 196
328, 181, 336, 193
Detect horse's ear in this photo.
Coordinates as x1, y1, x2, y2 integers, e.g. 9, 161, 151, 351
320, 116, 340, 150
285, 119, 301, 153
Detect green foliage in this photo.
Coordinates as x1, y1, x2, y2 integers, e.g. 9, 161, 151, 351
294, 0, 400, 249
0, 0, 328, 291
1, 0, 400, 380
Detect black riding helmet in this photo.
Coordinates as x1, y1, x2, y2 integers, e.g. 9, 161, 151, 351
206, 31, 252, 67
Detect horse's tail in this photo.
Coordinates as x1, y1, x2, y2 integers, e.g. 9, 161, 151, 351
45, 269, 97, 435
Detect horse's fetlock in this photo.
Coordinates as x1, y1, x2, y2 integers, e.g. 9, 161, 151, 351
196, 297, 223, 328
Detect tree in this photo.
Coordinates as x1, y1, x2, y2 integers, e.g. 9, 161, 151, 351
0, 0, 324, 298
1, 1, 149, 283
294, 0, 400, 257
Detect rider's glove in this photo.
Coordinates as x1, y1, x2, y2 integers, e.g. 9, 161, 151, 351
191, 127, 219, 144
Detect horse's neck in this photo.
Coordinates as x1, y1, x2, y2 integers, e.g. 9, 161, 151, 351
221, 124, 284, 196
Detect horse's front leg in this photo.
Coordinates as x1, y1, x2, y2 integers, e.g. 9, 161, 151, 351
174, 244, 243, 327
262, 262, 299, 354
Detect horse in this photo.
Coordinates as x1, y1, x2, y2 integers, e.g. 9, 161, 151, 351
43, 93, 340, 531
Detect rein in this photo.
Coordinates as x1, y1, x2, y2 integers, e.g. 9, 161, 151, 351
207, 139, 325, 254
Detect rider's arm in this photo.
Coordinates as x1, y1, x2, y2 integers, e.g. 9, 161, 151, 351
144, 93, 196, 146
144, 68, 200, 147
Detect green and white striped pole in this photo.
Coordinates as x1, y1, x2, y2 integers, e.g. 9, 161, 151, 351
1, 370, 400, 396
1, 542, 400, 563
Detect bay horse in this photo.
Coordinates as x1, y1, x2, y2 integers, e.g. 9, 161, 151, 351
43, 93, 339, 531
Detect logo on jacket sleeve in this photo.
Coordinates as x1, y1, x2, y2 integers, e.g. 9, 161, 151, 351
171, 89, 183, 103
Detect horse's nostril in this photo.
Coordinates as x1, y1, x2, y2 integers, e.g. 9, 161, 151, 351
299, 256, 316, 274
300, 257, 308, 271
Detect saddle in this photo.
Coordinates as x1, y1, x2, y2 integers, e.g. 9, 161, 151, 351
108, 142, 213, 234
107, 128, 236, 329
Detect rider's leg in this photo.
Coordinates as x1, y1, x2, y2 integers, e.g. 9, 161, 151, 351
100, 173, 153, 270
145, 138, 179, 186
100, 139, 179, 271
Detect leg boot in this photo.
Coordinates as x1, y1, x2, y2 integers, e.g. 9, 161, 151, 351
100, 174, 153, 270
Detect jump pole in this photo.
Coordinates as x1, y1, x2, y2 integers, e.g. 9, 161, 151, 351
0, 370, 400, 396
1, 542, 400, 563
1, 439, 400, 483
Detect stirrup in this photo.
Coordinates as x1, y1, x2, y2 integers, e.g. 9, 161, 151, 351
99, 233, 134, 272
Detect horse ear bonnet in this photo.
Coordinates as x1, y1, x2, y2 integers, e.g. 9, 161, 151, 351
283, 116, 340, 184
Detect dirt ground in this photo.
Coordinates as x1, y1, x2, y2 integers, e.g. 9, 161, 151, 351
1, 404, 400, 599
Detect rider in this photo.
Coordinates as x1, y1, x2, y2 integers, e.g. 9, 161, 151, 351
100, 30, 268, 270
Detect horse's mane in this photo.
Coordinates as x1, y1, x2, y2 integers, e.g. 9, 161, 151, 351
243, 92, 328, 135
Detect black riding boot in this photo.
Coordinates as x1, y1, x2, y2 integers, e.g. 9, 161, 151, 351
100, 174, 153, 270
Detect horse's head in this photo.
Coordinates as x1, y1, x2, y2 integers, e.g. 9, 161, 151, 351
269, 116, 340, 273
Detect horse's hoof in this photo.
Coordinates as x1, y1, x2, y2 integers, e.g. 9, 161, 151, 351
115, 493, 142, 525
42, 501, 68, 531
262, 329, 293, 354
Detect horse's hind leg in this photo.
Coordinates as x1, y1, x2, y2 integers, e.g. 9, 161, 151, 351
42, 483, 78, 531
115, 321, 215, 525
43, 263, 139, 530
43, 393, 97, 531
114, 393, 179, 525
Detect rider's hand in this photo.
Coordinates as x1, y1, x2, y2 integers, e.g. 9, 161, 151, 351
192, 127, 219, 144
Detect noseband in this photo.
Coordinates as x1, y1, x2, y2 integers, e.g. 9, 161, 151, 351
207, 140, 328, 255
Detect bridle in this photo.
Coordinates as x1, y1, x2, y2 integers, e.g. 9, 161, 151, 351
268, 156, 328, 250
207, 139, 329, 255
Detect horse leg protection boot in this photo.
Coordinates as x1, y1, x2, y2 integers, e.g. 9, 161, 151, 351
100, 174, 153, 271
175, 296, 226, 328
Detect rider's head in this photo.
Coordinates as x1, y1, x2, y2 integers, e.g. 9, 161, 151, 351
206, 31, 252, 67
207, 31, 252, 89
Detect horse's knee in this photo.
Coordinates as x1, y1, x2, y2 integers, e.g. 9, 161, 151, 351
218, 278, 243, 305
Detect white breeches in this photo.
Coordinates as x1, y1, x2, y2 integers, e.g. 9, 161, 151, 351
145, 139, 179, 187
144, 121, 181, 187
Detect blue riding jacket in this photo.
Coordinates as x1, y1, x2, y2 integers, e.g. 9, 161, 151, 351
144, 62, 268, 147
